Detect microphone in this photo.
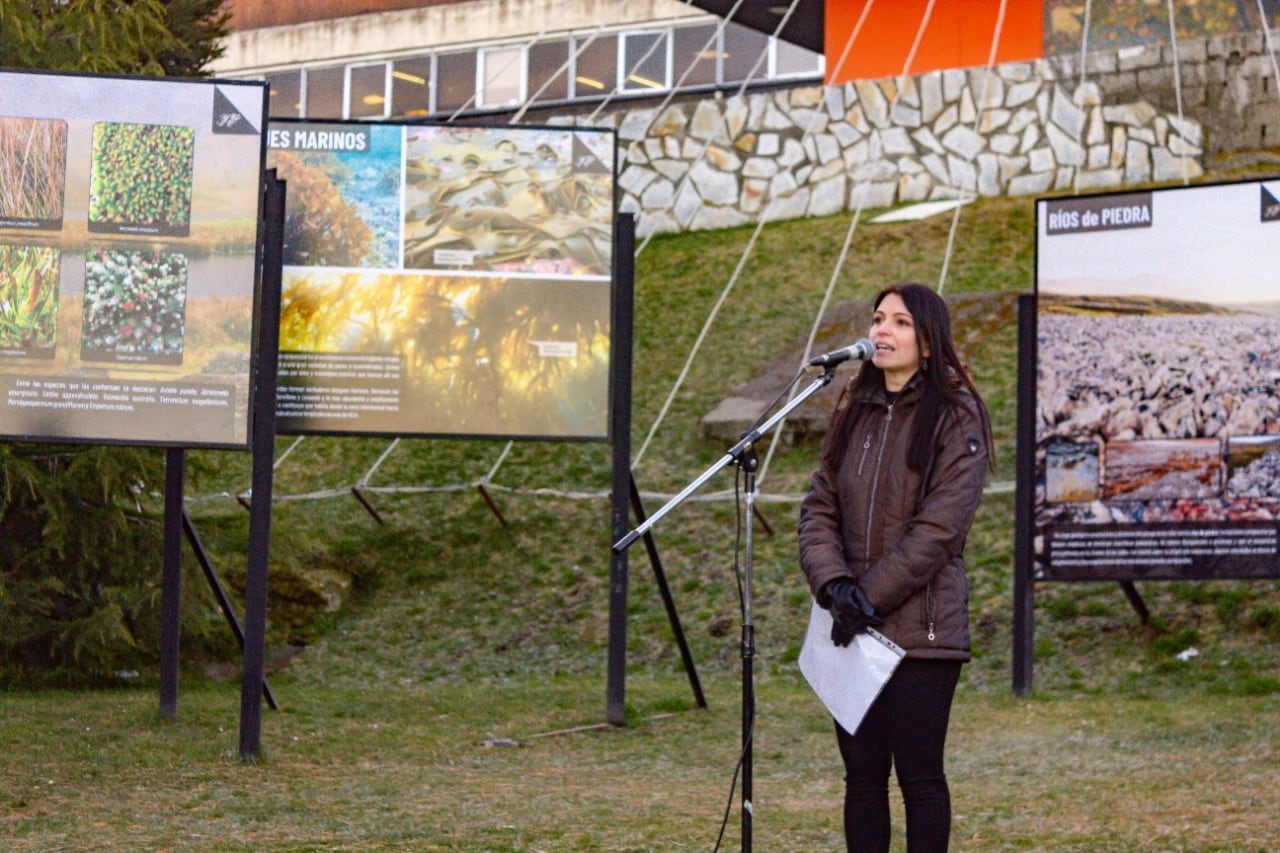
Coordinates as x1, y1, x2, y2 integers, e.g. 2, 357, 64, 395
808, 338, 875, 367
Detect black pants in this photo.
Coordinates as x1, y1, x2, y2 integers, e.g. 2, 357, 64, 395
834, 657, 963, 853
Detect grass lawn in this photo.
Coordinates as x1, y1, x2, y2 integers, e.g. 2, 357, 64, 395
6, 183, 1280, 850
2, 671, 1278, 851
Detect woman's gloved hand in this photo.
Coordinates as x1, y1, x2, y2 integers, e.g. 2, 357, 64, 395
822, 578, 883, 647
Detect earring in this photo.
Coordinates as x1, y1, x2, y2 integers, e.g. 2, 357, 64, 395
921, 356, 929, 372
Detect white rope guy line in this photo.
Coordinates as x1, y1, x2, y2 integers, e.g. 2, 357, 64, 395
630, 208, 766, 469
631, 0, 786, 259
1166, 0, 1190, 185
937, 0, 1010, 295
755, 0, 889, 484
494, 0, 738, 492
466, 0, 639, 492
825, 0, 878, 86
235, 433, 307, 501
1078, 0, 1093, 92
756, 203, 867, 486
273, 434, 306, 469
221, 2, 737, 507
1255, 0, 1280, 132
629, 0, 809, 469
261, 2, 607, 502
481, 440, 514, 483
187, 476, 1017, 507
506, 0, 642, 125
1069, 0, 1095, 198
594, 0, 750, 131
357, 436, 402, 488
902, 0, 940, 76
760, 0, 951, 485
583, 1, 708, 125
445, 0, 596, 124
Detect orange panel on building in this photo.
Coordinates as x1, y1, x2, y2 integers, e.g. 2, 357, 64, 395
826, 0, 1044, 83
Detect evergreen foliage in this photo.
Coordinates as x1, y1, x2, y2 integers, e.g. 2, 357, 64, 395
0, 0, 228, 76
0, 444, 164, 685
158, 0, 231, 77
0, 0, 229, 684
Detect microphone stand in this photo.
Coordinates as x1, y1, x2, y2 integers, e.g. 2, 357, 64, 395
613, 365, 841, 852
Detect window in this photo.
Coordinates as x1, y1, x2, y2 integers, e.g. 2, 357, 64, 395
349, 63, 388, 118
266, 71, 301, 119
479, 46, 525, 108
574, 34, 617, 96
436, 50, 478, 113
305, 65, 345, 119
528, 39, 570, 102
391, 57, 432, 117
775, 38, 823, 78
249, 17, 817, 120
672, 24, 720, 88
722, 22, 769, 84
621, 31, 668, 92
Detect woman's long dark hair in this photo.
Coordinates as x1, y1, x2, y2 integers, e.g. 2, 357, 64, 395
821, 282, 994, 475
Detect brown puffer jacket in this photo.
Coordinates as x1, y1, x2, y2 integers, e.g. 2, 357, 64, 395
798, 374, 988, 660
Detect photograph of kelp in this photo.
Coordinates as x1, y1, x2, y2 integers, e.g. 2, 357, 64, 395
278, 268, 610, 437
88, 122, 195, 236
0, 243, 59, 357
0, 117, 68, 229
80, 248, 188, 365
402, 126, 614, 276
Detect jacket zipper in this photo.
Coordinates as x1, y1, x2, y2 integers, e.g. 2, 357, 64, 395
856, 432, 874, 477
862, 402, 894, 566
925, 581, 937, 641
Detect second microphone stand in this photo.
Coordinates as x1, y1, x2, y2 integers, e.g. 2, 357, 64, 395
613, 364, 841, 852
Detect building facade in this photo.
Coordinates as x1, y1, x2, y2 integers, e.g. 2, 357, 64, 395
211, 2, 1280, 237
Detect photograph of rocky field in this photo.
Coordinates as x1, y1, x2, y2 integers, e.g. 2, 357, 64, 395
1227, 434, 1280, 498
1037, 300, 1280, 444
1035, 298, 1280, 527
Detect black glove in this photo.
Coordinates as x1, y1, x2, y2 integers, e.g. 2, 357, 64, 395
823, 578, 883, 647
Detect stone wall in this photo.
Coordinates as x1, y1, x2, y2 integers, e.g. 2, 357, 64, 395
1050, 30, 1280, 155
551, 32, 1280, 238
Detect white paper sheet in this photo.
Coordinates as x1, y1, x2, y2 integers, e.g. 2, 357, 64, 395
798, 600, 906, 736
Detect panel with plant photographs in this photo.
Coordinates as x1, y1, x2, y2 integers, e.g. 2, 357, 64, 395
80, 248, 188, 365
0, 243, 60, 358
87, 122, 195, 237
0, 71, 266, 448
0, 117, 68, 230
